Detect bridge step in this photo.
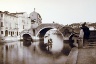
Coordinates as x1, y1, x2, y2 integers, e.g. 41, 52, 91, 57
86, 46, 96, 48
88, 39, 96, 42
84, 42, 96, 48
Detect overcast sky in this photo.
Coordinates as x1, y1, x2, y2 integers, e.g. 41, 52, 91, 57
0, 0, 96, 25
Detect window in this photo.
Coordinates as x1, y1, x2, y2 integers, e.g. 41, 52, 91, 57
33, 29, 35, 36
1, 14, 3, 17
1, 22, 3, 27
23, 25, 24, 29
31, 20, 35, 24
13, 32, 14, 35
1, 31, 3, 34
17, 32, 18, 36
9, 31, 10, 35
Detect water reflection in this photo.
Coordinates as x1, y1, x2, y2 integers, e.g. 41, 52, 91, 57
23, 40, 31, 47
0, 34, 70, 64
39, 34, 64, 55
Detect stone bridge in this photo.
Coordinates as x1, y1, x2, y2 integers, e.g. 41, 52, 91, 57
34, 23, 73, 39
20, 23, 73, 54
35, 23, 63, 35
20, 23, 73, 40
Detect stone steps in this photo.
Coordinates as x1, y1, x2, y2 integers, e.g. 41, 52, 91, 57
88, 39, 96, 42
84, 42, 96, 48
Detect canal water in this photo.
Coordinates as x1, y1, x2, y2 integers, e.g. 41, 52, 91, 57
0, 33, 71, 64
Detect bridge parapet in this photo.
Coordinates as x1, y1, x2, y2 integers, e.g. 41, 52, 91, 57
36, 23, 64, 29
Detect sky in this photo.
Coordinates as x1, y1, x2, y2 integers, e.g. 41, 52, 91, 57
0, 0, 96, 25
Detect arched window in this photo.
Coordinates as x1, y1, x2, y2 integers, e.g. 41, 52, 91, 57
5, 30, 8, 36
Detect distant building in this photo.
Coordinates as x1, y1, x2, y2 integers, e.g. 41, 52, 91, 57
69, 23, 81, 28
29, 8, 42, 29
20, 8, 42, 36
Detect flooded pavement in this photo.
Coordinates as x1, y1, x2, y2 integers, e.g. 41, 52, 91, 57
0, 34, 71, 64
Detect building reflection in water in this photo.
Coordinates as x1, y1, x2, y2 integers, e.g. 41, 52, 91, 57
0, 31, 70, 64
23, 40, 31, 47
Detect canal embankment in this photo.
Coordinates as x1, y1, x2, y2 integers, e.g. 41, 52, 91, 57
65, 47, 78, 64
0, 36, 40, 45
0, 36, 20, 44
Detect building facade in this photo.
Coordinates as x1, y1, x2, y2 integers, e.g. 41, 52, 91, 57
11, 12, 31, 34
0, 11, 31, 38
0, 11, 18, 37
29, 8, 42, 29
0, 9, 42, 39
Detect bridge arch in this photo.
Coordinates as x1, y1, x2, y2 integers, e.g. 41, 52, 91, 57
35, 23, 73, 40
23, 34, 32, 40
36, 27, 65, 40
20, 23, 73, 54
20, 29, 33, 41
22, 34, 32, 47
35, 23, 63, 36
34, 23, 73, 55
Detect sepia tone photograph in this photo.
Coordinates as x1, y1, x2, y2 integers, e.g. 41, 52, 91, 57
0, 0, 96, 64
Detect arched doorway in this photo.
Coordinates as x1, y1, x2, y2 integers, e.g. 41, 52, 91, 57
5, 30, 8, 36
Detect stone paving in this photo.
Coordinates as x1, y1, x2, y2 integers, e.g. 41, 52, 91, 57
76, 40, 96, 64
66, 40, 96, 64
76, 48, 96, 64
65, 47, 78, 64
